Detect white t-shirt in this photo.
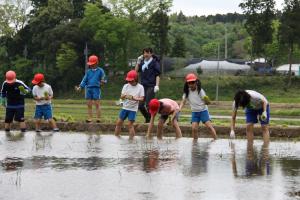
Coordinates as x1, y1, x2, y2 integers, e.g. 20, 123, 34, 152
232, 90, 268, 111
183, 88, 208, 112
32, 83, 53, 105
121, 83, 144, 112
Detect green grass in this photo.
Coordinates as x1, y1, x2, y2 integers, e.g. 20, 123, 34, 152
1, 98, 300, 127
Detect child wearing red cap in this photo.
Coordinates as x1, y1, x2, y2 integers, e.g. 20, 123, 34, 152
115, 70, 144, 139
179, 73, 217, 140
32, 73, 59, 133
75, 55, 106, 123
1, 70, 30, 134
147, 98, 182, 139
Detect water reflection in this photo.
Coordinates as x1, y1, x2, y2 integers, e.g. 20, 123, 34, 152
143, 149, 159, 172
246, 141, 270, 176
33, 133, 53, 151
230, 140, 271, 177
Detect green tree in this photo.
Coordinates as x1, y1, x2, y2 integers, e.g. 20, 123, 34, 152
279, 0, 300, 87
147, 0, 172, 75
80, 3, 135, 71
0, 0, 30, 37
240, 0, 276, 58
171, 34, 186, 57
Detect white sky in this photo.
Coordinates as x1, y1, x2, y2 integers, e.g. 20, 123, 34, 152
171, 0, 285, 16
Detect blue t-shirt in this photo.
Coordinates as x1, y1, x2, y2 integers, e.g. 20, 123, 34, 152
79, 67, 106, 88
139, 57, 160, 87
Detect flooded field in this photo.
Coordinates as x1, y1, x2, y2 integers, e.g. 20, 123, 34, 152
0, 132, 300, 200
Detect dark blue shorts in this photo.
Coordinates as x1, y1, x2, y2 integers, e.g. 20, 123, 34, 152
245, 104, 270, 125
85, 87, 101, 100
191, 110, 211, 123
160, 112, 180, 122
34, 104, 53, 120
119, 109, 137, 121
5, 107, 25, 123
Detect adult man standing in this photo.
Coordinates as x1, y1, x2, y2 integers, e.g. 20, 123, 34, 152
135, 48, 161, 123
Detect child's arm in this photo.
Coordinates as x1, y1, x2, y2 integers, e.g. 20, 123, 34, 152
146, 114, 155, 138
45, 86, 54, 100
179, 98, 186, 111
76, 73, 88, 90
230, 109, 237, 139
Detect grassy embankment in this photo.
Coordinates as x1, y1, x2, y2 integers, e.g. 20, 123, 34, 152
1, 76, 300, 127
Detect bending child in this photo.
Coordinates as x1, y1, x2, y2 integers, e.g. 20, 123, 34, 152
230, 90, 270, 143
147, 98, 182, 139
115, 70, 144, 139
179, 73, 217, 140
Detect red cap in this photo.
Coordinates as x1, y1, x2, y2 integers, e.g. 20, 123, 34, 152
32, 73, 44, 85
5, 70, 16, 84
148, 99, 160, 116
185, 73, 198, 82
87, 55, 99, 65
126, 70, 137, 81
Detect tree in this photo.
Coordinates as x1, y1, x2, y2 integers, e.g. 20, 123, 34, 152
171, 34, 186, 57
147, 0, 172, 75
80, 3, 136, 71
239, 0, 276, 58
0, 0, 31, 37
278, 0, 300, 87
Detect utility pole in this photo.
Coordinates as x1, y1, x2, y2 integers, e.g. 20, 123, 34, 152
216, 43, 220, 102
224, 25, 228, 60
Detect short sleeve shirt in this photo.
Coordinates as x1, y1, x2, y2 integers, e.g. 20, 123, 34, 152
232, 90, 268, 111
121, 83, 144, 111
182, 88, 208, 112
32, 83, 53, 105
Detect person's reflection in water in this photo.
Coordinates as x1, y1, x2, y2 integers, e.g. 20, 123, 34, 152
143, 149, 159, 173
182, 141, 210, 177
246, 140, 270, 176
34, 133, 53, 151
230, 141, 238, 177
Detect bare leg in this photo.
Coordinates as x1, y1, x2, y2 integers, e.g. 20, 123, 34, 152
172, 119, 182, 139
94, 100, 101, 120
128, 121, 135, 139
115, 119, 123, 137
87, 100, 93, 121
261, 125, 270, 144
48, 119, 58, 129
4, 123, 11, 131
35, 119, 42, 130
20, 121, 26, 130
157, 119, 165, 140
246, 123, 254, 143
204, 121, 217, 140
191, 122, 199, 140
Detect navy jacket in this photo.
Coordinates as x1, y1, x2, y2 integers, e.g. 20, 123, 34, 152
1, 79, 30, 108
138, 55, 161, 87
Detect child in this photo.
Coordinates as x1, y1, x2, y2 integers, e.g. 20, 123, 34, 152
0, 70, 30, 134
115, 70, 144, 139
147, 98, 182, 139
32, 73, 59, 133
179, 73, 217, 140
75, 55, 106, 123
230, 90, 270, 143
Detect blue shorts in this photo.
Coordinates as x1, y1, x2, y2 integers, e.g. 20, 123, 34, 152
245, 104, 270, 125
85, 87, 101, 100
160, 112, 180, 121
119, 109, 137, 121
34, 104, 53, 120
191, 110, 211, 123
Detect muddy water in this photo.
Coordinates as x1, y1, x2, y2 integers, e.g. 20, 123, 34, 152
0, 132, 299, 200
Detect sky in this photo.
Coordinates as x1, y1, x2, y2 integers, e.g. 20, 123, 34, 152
171, 0, 285, 16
